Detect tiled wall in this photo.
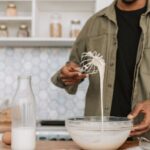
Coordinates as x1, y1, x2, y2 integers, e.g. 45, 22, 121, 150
0, 48, 88, 120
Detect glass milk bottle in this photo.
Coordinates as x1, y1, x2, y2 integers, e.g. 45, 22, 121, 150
11, 76, 36, 150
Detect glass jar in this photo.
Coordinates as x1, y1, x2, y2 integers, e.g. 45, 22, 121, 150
70, 20, 81, 38
0, 25, 8, 37
17, 24, 30, 37
11, 76, 36, 150
6, 3, 17, 17
50, 14, 62, 37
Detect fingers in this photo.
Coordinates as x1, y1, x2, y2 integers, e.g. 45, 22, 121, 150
130, 120, 150, 136
128, 101, 150, 136
130, 113, 150, 136
60, 67, 80, 78
132, 122, 149, 133
61, 62, 82, 78
133, 116, 150, 130
130, 127, 150, 136
61, 73, 87, 80
128, 103, 143, 120
61, 74, 86, 86
60, 62, 88, 86
66, 61, 80, 69
61, 79, 79, 85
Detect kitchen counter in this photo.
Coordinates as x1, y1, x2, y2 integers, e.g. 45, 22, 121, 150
0, 140, 139, 150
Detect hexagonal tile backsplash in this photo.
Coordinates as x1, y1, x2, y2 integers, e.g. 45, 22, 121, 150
0, 48, 88, 120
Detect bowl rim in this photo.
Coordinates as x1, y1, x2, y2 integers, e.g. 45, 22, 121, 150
65, 116, 133, 131
66, 116, 132, 122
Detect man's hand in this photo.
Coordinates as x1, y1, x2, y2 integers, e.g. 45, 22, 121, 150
60, 62, 87, 86
128, 100, 150, 136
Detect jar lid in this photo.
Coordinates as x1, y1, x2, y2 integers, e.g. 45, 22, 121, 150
0, 25, 7, 30
19, 24, 28, 29
7, 3, 16, 8
71, 20, 81, 24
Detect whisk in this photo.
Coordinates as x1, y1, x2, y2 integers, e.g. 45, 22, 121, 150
80, 51, 105, 122
80, 51, 105, 75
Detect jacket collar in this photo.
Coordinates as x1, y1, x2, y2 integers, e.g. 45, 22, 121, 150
96, 0, 117, 24
145, 0, 150, 15
96, 0, 150, 24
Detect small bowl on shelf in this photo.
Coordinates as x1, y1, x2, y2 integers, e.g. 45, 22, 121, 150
66, 116, 133, 150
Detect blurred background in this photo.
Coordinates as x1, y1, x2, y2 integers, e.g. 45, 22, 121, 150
0, 0, 113, 121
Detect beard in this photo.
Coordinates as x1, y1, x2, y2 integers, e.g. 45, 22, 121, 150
122, 0, 138, 4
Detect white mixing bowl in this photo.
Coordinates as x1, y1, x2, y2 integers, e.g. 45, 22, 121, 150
66, 116, 133, 150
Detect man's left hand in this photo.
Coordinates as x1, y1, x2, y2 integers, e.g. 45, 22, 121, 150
128, 100, 150, 136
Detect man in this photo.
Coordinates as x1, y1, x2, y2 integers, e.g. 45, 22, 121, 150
2, 0, 150, 146
51, 0, 150, 138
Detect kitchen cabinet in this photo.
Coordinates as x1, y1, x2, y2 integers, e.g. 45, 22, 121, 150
0, 0, 32, 38
0, 0, 114, 47
0, 140, 139, 150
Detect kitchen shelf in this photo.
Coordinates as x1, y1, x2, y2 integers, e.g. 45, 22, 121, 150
0, 0, 32, 1
36, 0, 96, 38
0, 0, 114, 47
0, 37, 75, 47
38, 0, 94, 1
0, 17, 32, 21
0, 2, 32, 19
37, 1, 95, 12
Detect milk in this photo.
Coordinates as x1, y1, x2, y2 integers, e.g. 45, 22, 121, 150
89, 52, 105, 123
12, 127, 36, 150
70, 129, 130, 150
97, 64, 105, 123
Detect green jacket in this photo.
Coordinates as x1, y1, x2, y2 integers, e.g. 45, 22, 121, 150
51, 0, 150, 118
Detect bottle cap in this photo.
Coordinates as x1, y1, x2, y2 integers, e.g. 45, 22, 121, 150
71, 20, 81, 24
20, 24, 28, 30
0, 25, 7, 30
8, 3, 16, 8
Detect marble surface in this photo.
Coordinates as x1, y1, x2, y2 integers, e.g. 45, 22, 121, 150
0, 48, 88, 120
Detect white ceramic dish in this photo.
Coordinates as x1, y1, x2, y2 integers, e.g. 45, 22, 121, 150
66, 116, 133, 150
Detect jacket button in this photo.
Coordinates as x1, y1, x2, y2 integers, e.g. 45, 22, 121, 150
108, 84, 112, 88
105, 107, 109, 110
110, 63, 114, 67
113, 41, 117, 45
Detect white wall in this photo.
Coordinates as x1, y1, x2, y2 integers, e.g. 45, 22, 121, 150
96, 0, 114, 12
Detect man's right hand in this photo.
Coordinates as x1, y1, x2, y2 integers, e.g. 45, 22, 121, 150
60, 62, 87, 86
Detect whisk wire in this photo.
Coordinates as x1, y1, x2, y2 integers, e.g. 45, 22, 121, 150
80, 51, 105, 75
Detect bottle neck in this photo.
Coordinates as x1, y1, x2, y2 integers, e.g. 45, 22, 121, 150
17, 76, 32, 91
12, 76, 36, 128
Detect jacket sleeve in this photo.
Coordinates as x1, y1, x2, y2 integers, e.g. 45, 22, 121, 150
51, 18, 92, 95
